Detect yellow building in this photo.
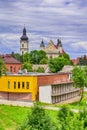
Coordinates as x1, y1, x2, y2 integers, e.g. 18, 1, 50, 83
0, 74, 37, 101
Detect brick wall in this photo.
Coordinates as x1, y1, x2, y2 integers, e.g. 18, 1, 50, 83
0, 92, 32, 101
36, 73, 72, 100
6, 63, 22, 74
37, 73, 70, 88
0, 92, 8, 100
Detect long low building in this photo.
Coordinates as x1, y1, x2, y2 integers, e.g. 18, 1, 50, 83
0, 72, 80, 104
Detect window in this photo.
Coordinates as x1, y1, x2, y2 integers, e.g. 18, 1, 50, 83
22, 51, 24, 55
10, 66, 12, 72
14, 67, 16, 72
14, 82, 16, 89
18, 82, 20, 89
26, 82, 29, 89
22, 82, 25, 89
22, 44, 24, 47
8, 81, 10, 89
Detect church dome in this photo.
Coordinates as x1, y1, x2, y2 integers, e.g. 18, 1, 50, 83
20, 27, 28, 40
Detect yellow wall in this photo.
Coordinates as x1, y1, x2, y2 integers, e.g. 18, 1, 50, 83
0, 75, 37, 101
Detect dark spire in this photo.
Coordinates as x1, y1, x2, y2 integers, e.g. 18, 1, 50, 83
57, 39, 62, 47
40, 39, 45, 47
23, 26, 26, 35
20, 26, 28, 41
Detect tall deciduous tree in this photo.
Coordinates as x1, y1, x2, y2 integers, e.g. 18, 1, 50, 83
30, 50, 48, 64
72, 66, 87, 102
22, 52, 30, 63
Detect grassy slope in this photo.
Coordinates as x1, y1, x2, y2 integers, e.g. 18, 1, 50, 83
0, 105, 30, 130
0, 105, 57, 130
0, 92, 87, 130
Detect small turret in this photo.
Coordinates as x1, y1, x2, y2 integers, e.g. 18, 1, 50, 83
57, 39, 62, 47
40, 40, 45, 50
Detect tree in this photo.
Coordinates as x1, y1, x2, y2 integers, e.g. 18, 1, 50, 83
22, 62, 32, 72
11, 52, 22, 62
49, 56, 65, 73
39, 58, 48, 64
22, 52, 30, 63
36, 67, 45, 73
61, 53, 73, 65
30, 50, 39, 64
30, 50, 48, 64
0, 57, 6, 77
18, 102, 57, 130
38, 50, 48, 63
72, 66, 87, 102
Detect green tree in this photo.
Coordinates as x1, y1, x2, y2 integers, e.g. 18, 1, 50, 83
11, 52, 22, 62
38, 50, 48, 63
57, 106, 74, 130
39, 58, 48, 64
18, 102, 56, 130
36, 67, 45, 73
0, 57, 6, 77
30, 50, 48, 64
30, 50, 39, 64
49, 56, 65, 73
60, 53, 73, 65
72, 66, 87, 102
22, 62, 32, 72
22, 52, 30, 63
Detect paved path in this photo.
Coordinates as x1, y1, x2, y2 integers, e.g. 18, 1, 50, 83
0, 99, 79, 113
0, 99, 33, 107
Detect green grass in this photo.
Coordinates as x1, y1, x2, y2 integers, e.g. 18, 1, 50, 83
0, 105, 30, 130
0, 105, 58, 130
0, 92, 87, 130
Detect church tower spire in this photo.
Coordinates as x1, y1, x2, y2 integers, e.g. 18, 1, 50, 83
40, 39, 45, 50
20, 26, 29, 55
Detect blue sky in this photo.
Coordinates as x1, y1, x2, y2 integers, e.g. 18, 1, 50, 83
0, 0, 87, 59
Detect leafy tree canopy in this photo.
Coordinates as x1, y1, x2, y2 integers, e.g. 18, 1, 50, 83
22, 62, 32, 72
30, 50, 48, 64
49, 56, 65, 73
72, 66, 87, 102
0, 57, 6, 77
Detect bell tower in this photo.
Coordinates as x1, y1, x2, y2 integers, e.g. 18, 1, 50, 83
20, 26, 29, 55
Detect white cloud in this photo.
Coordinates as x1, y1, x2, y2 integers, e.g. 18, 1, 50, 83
71, 41, 87, 50
0, 0, 87, 58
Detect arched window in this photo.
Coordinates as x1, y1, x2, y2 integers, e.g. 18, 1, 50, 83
10, 66, 12, 72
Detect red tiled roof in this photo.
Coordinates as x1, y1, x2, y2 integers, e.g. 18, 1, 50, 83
71, 57, 80, 65
54, 45, 58, 49
1, 54, 21, 64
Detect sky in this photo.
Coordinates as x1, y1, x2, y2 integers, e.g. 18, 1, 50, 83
0, 0, 87, 59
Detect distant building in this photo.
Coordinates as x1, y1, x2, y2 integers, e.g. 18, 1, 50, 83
40, 39, 64, 58
1, 54, 22, 74
20, 26, 29, 55
71, 57, 80, 65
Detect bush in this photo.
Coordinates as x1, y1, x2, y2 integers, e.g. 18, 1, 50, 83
36, 67, 45, 73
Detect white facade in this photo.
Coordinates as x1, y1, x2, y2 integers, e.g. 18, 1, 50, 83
39, 85, 52, 103
20, 40, 29, 55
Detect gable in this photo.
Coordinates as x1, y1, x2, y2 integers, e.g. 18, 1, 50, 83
45, 40, 57, 53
